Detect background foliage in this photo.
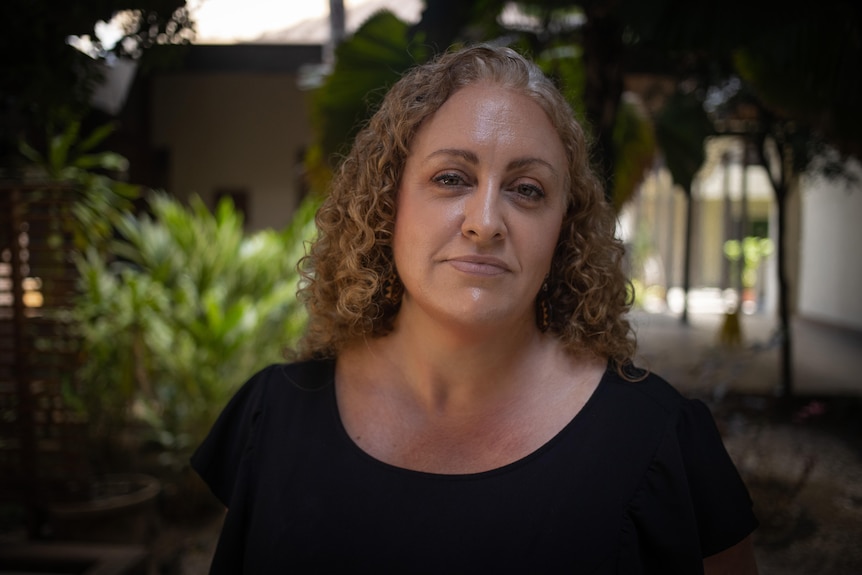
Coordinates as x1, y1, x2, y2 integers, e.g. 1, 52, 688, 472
0, 0, 193, 173
72, 192, 317, 464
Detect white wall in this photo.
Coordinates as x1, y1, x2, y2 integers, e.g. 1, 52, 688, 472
798, 171, 862, 330
151, 73, 312, 231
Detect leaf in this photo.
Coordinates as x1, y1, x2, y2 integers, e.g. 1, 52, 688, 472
311, 11, 428, 163
75, 151, 129, 172
611, 97, 657, 210
48, 121, 81, 177
655, 90, 714, 193
77, 122, 117, 153
18, 139, 45, 166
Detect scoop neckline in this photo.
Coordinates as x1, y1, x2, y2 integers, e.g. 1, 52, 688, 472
324, 359, 611, 480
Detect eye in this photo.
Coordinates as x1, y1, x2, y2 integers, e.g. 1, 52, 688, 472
433, 172, 466, 187
513, 182, 545, 201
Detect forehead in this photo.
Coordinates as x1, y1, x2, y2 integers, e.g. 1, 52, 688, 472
411, 83, 567, 163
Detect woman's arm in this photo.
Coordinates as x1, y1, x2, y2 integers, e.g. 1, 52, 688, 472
704, 535, 758, 575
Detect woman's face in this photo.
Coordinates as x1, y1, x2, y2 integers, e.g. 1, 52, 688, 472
393, 82, 568, 334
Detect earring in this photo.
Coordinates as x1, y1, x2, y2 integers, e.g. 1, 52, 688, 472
382, 269, 403, 305
536, 279, 551, 332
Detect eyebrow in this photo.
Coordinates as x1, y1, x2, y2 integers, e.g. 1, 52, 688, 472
427, 149, 561, 180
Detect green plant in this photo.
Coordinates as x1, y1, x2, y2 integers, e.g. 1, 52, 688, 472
724, 236, 774, 289
19, 120, 140, 253
69, 250, 169, 455
15, 120, 142, 468
73, 191, 319, 467
304, 11, 427, 193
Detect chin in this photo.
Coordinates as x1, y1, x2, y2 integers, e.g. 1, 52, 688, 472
404, 287, 533, 331
442, 303, 532, 332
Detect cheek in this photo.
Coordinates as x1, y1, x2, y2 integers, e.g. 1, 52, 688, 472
531, 237, 560, 275
394, 196, 460, 249
531, 215, 564, 263
392, 202, 429, 270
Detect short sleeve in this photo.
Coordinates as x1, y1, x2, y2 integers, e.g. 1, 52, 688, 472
677, 399, 759, 556
190, 365, 276, 507
624, 397, 758, 572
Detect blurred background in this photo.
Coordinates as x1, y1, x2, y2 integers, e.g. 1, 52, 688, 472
1, 1, 860, 573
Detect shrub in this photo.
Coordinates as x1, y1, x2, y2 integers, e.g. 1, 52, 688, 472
73, 191, 318, 465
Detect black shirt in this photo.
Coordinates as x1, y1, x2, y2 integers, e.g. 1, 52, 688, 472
191, 359, 757, 574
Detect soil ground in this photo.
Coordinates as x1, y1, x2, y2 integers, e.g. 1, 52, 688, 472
712, 393, 862, 574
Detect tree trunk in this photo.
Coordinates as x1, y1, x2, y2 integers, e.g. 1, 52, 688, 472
774, 181, 794, 396
757, 132, 794, 396
681, 185, 693, 325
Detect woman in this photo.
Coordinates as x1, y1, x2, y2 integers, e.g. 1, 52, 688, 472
192, 45, 758, 573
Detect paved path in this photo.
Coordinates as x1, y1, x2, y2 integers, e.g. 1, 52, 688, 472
629, 309, 862, 398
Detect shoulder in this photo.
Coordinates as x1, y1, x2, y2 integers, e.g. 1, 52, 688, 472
601, 367, 734, 456
586, 366, 728, 467
196, 358, 335, 454
190, 358, 335, 504
598, 369, 759, 557
240, 358, 335, 399
597, 366, 693, 422
277, 358, 335, 389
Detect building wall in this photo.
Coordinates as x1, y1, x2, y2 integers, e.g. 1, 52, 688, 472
631, 148, 862, 332
798, 173, 862, 330
150, 72, 312, 231
619, 137, 778, 314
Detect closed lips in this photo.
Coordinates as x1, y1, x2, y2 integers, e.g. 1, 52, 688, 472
446, 256, 510, 275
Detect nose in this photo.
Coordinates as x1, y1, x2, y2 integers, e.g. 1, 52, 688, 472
461, 181, 506, 242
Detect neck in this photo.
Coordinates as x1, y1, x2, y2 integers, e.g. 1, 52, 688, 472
365, 304, 557, 412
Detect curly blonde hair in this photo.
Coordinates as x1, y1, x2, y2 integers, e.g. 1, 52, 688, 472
297, 44, 636, 369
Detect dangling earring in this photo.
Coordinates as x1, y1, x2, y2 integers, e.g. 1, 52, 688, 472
536, 278, 552, 332
382, 268, 403, 306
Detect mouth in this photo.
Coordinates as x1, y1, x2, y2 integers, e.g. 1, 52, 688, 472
445, 255, 511, 276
